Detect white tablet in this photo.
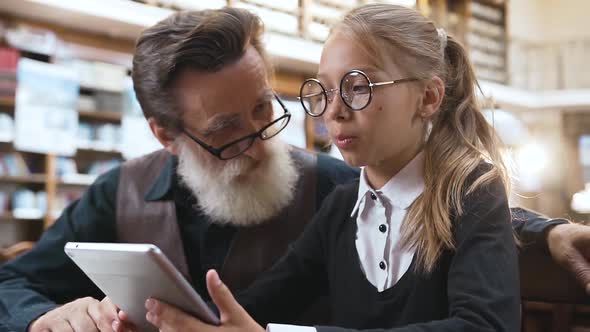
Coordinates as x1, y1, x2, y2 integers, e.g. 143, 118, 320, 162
64, 242, 220, 331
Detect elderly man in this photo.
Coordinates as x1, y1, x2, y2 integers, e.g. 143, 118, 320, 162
0, 7, 588, 332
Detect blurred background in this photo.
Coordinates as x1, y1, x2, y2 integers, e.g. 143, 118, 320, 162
0, 1, 588, 330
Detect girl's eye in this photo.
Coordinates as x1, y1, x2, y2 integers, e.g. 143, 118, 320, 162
352, 85, 370, 94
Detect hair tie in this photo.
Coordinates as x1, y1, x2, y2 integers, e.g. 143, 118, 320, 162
437, 28, 448, 54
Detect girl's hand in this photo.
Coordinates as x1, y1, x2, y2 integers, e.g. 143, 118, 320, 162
145, 269, 265, 332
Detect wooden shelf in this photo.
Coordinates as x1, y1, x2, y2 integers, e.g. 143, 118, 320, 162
78, 110, 123, 123
468, 26, 504, 40
471, 12, 502, 25
0, 212, 44, 222
0, 174, 47, 184
80, 84, 125, 94
76, 146, 122, 155
76, 140, 122, 155
0, 214, 13, 222
58, 174, 97, 186
473, 0, 506, 9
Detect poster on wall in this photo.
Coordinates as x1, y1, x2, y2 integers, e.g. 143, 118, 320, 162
14, 58, 79, 155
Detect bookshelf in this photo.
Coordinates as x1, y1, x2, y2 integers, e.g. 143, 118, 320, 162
419, 0, 508, 84
0, 15, 131, 238
0, 174, 46, 185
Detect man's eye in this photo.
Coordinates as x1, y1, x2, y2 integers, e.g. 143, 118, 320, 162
211, 123, 238, 135
255, 103, 272, 115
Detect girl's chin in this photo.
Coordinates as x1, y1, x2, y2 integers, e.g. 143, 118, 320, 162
341, 153, 367, 168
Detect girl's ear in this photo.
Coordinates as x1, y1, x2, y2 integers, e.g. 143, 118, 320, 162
418, 76, 445, 119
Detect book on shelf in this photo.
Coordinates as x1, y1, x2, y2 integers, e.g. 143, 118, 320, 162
52, 187, 86, 218
56, 157, 77, 176
11, 208, 44, 220
0, 113, 14, 142
56, 157, 120, 186
78, 95, 96, 112
77, 122, 122, 152
56, 157, 95, 186
0, 191, 7, 215
0, 47, 18, 100
59, 173, 98, 186
11, 188, 46, 219
4, 24, 57, 57
87, 159, 122, 176
60, 59, 128, 93
0, 152, 30, 177
0, 48, 19, 72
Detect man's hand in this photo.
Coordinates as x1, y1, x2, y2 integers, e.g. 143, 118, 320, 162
29, 297, 135, 332
548, 223, 590, 294
146, 269, 265, 332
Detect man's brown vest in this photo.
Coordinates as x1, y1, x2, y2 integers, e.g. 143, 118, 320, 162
115, 148, 317, 293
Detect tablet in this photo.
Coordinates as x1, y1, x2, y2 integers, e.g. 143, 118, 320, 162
64, 242, 220, 331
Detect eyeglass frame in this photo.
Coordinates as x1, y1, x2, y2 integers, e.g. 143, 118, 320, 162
298, 69, 419, 117
182, 93, 291, 160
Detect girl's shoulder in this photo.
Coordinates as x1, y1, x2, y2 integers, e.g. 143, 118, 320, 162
322, 180, 360, 211
463, 161, 506, 201
456, 161, 509, 223
312, 180, 360, 231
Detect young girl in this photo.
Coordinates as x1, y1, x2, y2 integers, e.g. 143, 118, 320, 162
144, 4, 520, 331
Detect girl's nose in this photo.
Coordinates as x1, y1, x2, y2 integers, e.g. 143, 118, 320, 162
324, 90, 351, 122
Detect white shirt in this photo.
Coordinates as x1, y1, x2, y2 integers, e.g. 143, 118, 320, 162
267, 152, 425, 332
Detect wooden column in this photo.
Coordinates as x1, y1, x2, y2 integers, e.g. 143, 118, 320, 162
432, 0, 448, 28
298, 0, 312, 39
44, 154, 56, 229
417, 0, 431, 17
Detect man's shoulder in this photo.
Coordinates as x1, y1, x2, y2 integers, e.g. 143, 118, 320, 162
84, 149, 169, 199
315, 152, 359, 184
82, 166, 122, 204
95, 150, 168, 189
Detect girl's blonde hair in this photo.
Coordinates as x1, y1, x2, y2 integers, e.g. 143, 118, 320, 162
336, 4, 510, 273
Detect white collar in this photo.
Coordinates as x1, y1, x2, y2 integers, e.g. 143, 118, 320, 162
351, 152, 425, 217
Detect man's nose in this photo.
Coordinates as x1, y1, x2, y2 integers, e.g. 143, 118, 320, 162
243, 136, 266, 161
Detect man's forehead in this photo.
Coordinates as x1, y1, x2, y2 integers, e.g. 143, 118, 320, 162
184, 86, 272, 113
174, 47, 268, 92
203, 88, 273, 119
174, 47, 271, 122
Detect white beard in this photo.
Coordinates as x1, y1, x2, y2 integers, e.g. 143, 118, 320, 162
175, 137, 299, 226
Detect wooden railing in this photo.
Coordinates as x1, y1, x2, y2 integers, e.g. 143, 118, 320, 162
129, 0, 509, 84
510, 38, 590, 91
130, 0, 410, 42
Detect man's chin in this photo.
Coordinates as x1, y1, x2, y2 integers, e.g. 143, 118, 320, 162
231, 173, 253, 184
230, 163, 264, 183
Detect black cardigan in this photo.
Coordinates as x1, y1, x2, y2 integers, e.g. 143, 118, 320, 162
237, 168, 520, 332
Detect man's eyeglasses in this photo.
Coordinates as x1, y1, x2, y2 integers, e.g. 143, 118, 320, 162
298, 69, 419, 117
182, 93, 291, 160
